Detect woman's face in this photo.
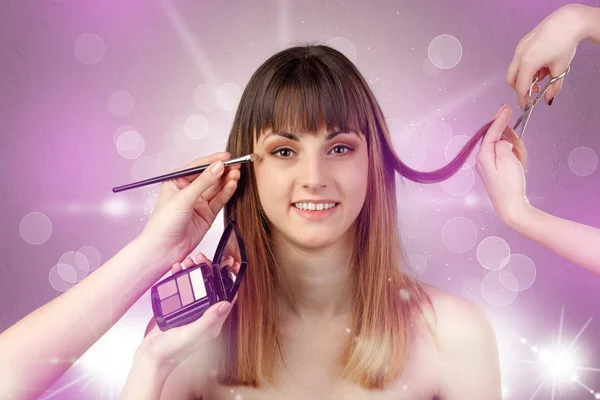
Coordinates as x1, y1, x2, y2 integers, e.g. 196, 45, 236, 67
252, 126, 369, 249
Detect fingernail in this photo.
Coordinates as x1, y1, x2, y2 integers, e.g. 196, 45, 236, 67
211, 160, 224, 174
548, 97, 554, 106
218, 302, 232, 316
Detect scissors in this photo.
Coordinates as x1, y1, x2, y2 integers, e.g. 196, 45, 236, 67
513, 66, 571, 140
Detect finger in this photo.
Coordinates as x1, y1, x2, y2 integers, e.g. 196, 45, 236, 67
505, 54, 521, 89
181, 256, 195, 268
178, 160, 227, 206
200, 168, 241, 203
536, 66, 550, 82
231, 261, 241, 275
481, 105, 510, 147
495, 140, 515, 160
176, 301, 233, 343
208, 179, 238, 216
163, 153, 231, 191
171, 261, 183, 275
477, 107, 512, 170
181, 155, 243, 183
544, 63, 569, 104
195, 251, 212, 266
174, 152, 231, 175
515, 61, 539, 109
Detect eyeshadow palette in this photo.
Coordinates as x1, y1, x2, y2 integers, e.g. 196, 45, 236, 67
151, 220, 248, 331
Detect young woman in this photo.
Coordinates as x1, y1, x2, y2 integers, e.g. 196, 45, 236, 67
1, 45, 524, 400
121, 44, 516, 399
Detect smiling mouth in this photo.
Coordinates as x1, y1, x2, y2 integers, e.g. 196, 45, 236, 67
291, 203, 339, 211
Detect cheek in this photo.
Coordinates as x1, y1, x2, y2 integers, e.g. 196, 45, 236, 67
254, 167, 288, 212
344, 153, 369, 202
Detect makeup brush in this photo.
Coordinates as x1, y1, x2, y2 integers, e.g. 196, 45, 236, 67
112, 153, 258, 193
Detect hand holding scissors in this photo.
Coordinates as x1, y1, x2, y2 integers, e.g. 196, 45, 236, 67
505, 4, 600, 109
512, 66, 570, 140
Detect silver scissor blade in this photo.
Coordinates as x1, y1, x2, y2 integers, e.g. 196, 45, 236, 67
513, 103, 533, 138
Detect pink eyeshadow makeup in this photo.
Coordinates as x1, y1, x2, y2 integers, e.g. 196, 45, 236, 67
151, 220, 248, 331
157, 280, 177, 298
160, 294, 181, 315
154, 267, 211, 319
177, 275, 194, 306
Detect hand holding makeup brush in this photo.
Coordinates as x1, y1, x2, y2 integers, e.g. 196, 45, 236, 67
121, 252, 239, 399
139, 151, 241, 268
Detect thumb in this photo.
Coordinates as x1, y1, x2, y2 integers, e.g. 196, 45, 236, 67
495, 140, 514, 159
178, 160, 225, 206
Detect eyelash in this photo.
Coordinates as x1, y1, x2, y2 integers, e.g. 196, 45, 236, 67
269, 144, 355, 159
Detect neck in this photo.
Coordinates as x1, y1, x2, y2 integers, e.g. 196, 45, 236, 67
272, 226, 355, 322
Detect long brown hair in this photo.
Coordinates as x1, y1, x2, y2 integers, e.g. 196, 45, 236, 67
218, 43, 525, 389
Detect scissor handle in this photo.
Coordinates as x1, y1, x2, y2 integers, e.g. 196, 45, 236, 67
528, 66, 571, 101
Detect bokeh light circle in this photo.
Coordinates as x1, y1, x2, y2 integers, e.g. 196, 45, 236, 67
499, 254, 537, 292
184, 115, 209, 139
477, 236, 511, 271
172, 126, 200, 154
481, 269, 518, 307
114, 125, 137, 144
58, 250, 90, 282
131, 156, 164, 183
442, 216, 478, 253
116, 130, 145, 159
568, 146, 598, 176
49, 263, 76, 292
217, 83, 242, 111
78, 245, 102, 272
74, 33, 105, 65
388, 118, 427, 169
440, 166, 475, 196
422, 121, 453, 152
194, 84, 219, 112
428, 34, 463, 69
326, 37, 358, 63
108, 90, 134, 116
445, 135, 477, 169
20, 212, 53, 245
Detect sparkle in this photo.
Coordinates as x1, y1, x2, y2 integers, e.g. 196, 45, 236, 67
512, 306, 599, 399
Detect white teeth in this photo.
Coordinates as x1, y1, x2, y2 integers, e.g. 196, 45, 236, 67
293, 202, 337, 211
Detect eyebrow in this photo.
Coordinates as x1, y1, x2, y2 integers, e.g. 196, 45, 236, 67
262, 130, 359, 142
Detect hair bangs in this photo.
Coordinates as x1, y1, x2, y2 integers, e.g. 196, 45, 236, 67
251, 58, 367, 141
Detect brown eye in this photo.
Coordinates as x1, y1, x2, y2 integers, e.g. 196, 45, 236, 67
331, 145, 354, 155
270, 147, 295, 158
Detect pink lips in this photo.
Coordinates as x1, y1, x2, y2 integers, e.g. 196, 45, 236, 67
291, 203, 339, 222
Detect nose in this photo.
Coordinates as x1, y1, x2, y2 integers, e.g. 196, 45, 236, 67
299, 154, 327, 191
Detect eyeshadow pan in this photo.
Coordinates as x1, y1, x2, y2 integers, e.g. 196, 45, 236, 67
177, 275, 194, 306
189, 268, 207, 299
161, 294, 181, 315
157, 280, 177, 299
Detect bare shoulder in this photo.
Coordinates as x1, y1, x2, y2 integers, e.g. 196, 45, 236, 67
421, 283, 495, 341
420, 283, 502, 399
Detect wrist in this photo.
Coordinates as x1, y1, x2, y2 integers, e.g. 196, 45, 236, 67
504, 202, 538, 235
122, 350, 178, 398
133, 234, 177, 272
563, 4, 599, 43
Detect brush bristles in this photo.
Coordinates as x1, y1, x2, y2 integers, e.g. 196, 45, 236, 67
249, 153, 259, 161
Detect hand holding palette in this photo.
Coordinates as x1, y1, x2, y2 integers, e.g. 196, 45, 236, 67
151, 220, 248, 331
